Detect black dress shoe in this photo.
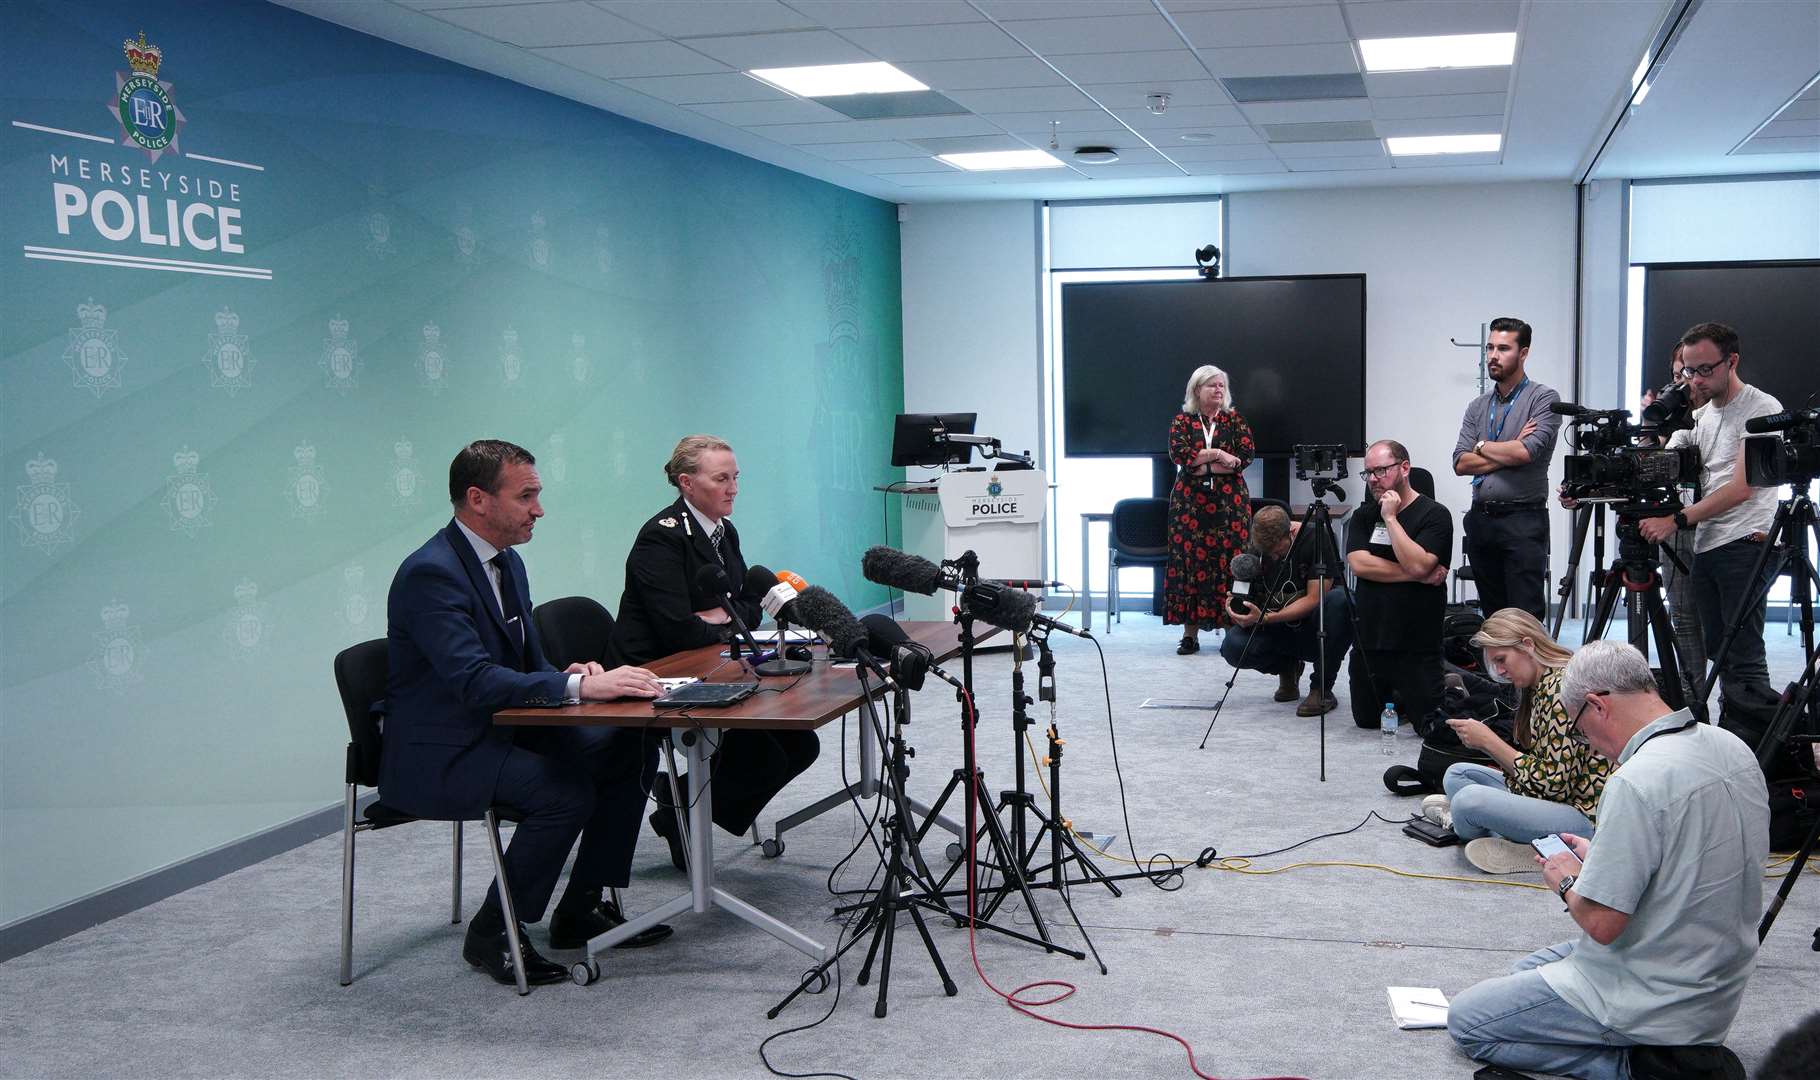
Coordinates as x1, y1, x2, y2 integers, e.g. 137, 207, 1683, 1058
1177, 635, 1199, 655
648, 804, 688, 873
462, 919, 567, 986
549, 900, 674, 950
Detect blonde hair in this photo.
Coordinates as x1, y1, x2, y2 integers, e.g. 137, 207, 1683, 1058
1470, 607, 1574, 749
1182, 365, 1236, 415
663, 434, 733, 489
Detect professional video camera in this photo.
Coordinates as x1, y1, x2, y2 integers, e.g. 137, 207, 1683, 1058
1744, 407, 1820, 488
1640, 378, 1699, 435
1557, 404, 1697, 510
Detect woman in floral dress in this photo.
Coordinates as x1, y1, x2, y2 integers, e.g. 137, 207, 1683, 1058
1164, 365, 1254, 654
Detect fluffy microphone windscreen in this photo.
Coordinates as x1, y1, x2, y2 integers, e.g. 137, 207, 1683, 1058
1229, 552, 1263, 582
861, 546, 945, 595
791, 585, 868, 658
969, 583, 1037, 635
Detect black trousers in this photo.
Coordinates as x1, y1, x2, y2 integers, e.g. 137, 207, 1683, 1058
694, 729, 821, 836
1463, 505, 1549, 619
1348, 648, 1445, 733
486, 725, 657, 922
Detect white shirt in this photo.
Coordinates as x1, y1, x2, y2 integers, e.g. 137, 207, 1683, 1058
454, 518, 581, 700
1666, 382, 1782, 553
682, 498, 721, 543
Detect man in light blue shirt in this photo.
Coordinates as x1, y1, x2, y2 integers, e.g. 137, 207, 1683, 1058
1448, 640, 1769, 1080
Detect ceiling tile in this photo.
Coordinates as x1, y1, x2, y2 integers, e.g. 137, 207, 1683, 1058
534, 41, 729, 77
1082, 80, 1235, 109
402, 0, 568, 8
1078, 162, 1190, 177
1155, 127, 1268, 147
782, 1, 986, 28
843, 157, 957, 174
1759, 116, 1820, 138
877, 171, 1007, 186
1344, 0, 1522, 39
944, 86, 1100, 113
428, 1, 659, 46
1370, 92, 1506, 119
839, 23, 1026, 61
1199, 42, 1360, 77
613, 72, 791, 104
911, 134, 1039, 153
1045, 50, 1212, 85
894, 56, 1069, 90
1776, 97, 1820, 122
1165, 0, 1334, 10
997, 14, 1185, 55
1285, 155, 1393, 171
1732, 136, 1820, 156
1271, 138, 1384, 157
797, 140, 927, 160
1240, 98, 1372, 123
594, 0, 815, 36
1179, 160, 1290, 176
980, 114, 1126, 136
1372, 114, 1503, 138
1110, 104, 1252, 129
1364, 68, 1511, 97
1163, 142, 1279, 161
1222, 72, 1366, 101
1391, 150, 1503, 167
1171, 4, 1350, 49
682, 30, 876, 69
686, 98, 852, 125
1066, 144, 1167, 162
756, 114, 1005, 143
977, 1, 1161, 17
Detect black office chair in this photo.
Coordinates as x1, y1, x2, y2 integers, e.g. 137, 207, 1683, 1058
1107, 497, 1171, 632
334, 639, 532, 994
1408, 465, 1436, 500
1250, 495, 1291, 519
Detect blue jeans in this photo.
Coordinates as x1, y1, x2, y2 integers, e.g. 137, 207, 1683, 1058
1442, 763, 1595, 843
1692, 535, 1775, 702
1449, 941, 1635, 1080
1218, 588, 1353, 691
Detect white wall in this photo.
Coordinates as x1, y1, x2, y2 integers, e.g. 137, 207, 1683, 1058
899, 202, 1042, 470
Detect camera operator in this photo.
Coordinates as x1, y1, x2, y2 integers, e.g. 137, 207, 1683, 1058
1636, 322, 1782, 707
1452, 317, 1562, 619
1220, 505, 1353, 716
1346, 440, 1453, 733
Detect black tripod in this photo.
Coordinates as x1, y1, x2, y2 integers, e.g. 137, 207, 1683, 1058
770, 681, 957, 1020
1550, 500, 1607, 640
1580, 508, 1690, 711
1759, 734, 1820, 948
1698, 488, 1820, 736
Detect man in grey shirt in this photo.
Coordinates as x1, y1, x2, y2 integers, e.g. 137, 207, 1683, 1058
1448, 640, 1769, 1080
1453, 317, 1562, 619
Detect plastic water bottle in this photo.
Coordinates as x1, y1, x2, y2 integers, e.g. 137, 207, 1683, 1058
1379, 702, 1399, 755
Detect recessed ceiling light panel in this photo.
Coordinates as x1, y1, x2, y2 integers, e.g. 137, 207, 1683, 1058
1359, 33, 1517, 73
937, 149, 1065, 172
747, 62, 927, 98
1385, 133, 1502, 156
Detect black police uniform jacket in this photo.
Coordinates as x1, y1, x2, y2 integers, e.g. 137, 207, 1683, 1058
612, 497, 765, 665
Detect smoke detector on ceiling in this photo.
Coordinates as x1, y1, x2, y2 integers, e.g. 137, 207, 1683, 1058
1146, 92, 1170, 115
1073, 146, 1120, 164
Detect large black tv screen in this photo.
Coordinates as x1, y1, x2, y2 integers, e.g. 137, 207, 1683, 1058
1060, 275, 1366, 457
1641, 262, 1820, 409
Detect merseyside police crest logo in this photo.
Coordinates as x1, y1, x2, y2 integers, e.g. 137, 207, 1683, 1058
546, 433, 567, 483
288, 441, 326, 521
161, 446, 217, 537
595, 225, 612, 275
204, 306, 255, 395
499, 326, 523, 387
112, 32, 184, 161
11, 454, 80, 553
224, 578, 270, 659
528, 210, 550, 270
63, 298, 127, 398
365, 184, 395, 258
390, 438, 422, 509
454, 203, 479, 266
341, 564, 371, 627
418, 323, 450, 393
570, 331, 590, 385
321, 316, 359, 393
987, 478, 1004, 498
89, 601, 144, 694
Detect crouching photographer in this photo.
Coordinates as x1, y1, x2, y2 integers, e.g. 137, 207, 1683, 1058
1220, 505, 1353, 716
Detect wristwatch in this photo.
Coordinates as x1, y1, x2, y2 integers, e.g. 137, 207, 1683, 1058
1673, 510, 1690, 531
1474, 439, 1487, 455
1555, 874, 1577, 905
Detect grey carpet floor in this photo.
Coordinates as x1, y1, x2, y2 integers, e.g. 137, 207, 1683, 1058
2, 615, 1815, 1080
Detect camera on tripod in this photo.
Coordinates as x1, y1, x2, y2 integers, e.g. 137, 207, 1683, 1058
1744, 407, 1820, 488
1293, 443, 1349, 500
1557, 405, 1697, 508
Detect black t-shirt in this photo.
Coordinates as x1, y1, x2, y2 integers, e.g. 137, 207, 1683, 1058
1345, 494, 1453, 651
1255, 525, 1341, 616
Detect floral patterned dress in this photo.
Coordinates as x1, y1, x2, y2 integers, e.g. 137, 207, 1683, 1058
1164, 409, 1255, 629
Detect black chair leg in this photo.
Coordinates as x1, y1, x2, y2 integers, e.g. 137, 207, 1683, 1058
483, 809, 530, 996
339, 783, 357, 986
450, 821, 462, 924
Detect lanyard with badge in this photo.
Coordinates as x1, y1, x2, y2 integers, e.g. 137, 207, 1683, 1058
1471, 376, 1529, 490
1193, 415, 1220, 486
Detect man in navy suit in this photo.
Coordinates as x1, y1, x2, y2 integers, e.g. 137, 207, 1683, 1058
383, 439, 670, 986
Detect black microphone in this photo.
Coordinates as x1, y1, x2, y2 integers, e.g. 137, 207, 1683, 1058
1746, 407, 1820, 434
861, 546, 957, 595
962, 582, 1093, 640
1229, 552, 1263, 604
693, 562, 771, 673
1549, 401, 1590, 417
986, 578, 1067, 589
738, 563, 813, 676
860, 614, 965, 691
788, 584, 869, 661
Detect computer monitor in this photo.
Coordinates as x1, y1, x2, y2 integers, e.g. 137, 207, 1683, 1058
891, 412, 978, 468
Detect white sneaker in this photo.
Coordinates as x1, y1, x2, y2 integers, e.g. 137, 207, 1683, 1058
1464, 837, 1540, 875
1421, 794, 1450, 827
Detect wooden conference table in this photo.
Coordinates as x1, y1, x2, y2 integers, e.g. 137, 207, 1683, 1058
496, 620, 985, 982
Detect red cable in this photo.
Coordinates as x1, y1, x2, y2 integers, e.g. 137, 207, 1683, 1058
955, 687, 1307, 1080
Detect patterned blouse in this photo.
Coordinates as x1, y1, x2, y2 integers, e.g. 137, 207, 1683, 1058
1507, 665, 1613, 821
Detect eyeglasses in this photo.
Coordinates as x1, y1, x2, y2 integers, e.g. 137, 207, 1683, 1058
1569, 690, 1610, 747
1682, 357, 1733, 379
1361, 462, 1405, 481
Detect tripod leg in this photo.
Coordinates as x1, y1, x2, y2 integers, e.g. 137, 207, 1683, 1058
872, 865, 900, 1017
1701, 503, 1791, 711
1643, 585, 1687, 711
1552, 506, 1594, 640
902, 887, 958, 995
969, 774, 1055, 946
1584, 570, 1625, 644
1760, 808, 1820, 943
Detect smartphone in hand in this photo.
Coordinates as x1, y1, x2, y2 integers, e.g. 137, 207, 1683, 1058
1531, 834, 1578, 863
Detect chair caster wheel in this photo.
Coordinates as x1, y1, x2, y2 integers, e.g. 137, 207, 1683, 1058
762, 838, 784, 858
570, 960, 600, 986
802, 969, 831, 995
946, 842, 963, 862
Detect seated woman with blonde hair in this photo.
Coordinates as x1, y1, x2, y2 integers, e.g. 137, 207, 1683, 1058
1426, 607, 1614, 875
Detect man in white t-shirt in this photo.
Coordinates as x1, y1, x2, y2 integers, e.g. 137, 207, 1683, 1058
1448, 640, 1769, 1080
1638, 322, 1781, 706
